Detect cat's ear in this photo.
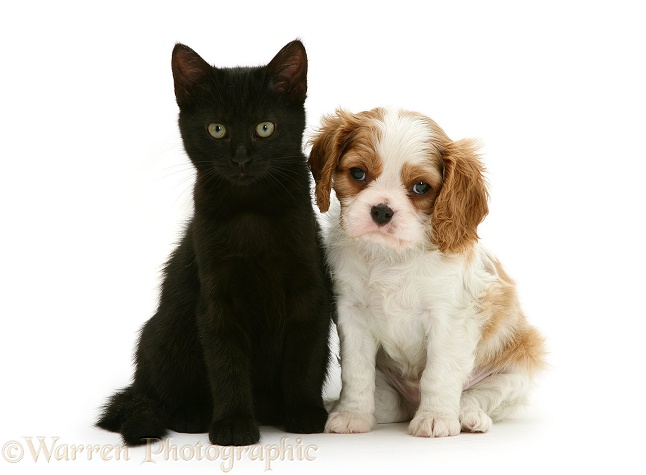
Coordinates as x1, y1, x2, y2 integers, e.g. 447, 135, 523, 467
266, 40, 307, 102
171, 43, 212, 108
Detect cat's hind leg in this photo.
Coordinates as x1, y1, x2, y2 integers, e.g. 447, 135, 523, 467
96, 386, 168, 446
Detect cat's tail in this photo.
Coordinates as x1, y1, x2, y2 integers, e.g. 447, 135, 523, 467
96, 386, 168, 446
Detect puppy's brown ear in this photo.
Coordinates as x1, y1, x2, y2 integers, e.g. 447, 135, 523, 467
432, 139, 489, 253
308, 110, 352, 212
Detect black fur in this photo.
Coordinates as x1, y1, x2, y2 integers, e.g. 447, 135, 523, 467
96, 40, 333, 446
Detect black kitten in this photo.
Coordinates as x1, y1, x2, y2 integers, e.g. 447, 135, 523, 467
96, 40, 333, 447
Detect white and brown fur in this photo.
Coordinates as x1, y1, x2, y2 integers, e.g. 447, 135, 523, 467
309, 107, 545, 437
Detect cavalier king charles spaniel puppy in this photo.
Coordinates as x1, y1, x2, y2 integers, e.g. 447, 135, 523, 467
309, 107, 545, 437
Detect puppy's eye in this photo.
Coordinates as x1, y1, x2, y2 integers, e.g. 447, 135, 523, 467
255, 121, 275, 138
350, 167, 367, 181
207, 123, 227, 139
412, 181, 431, 195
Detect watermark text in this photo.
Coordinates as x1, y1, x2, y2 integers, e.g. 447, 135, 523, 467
2, 436, 318, 471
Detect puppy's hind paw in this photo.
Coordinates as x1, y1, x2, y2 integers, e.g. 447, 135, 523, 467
409, 413, 460, 438
325, 411, 374, 434
459, 406, 492, 433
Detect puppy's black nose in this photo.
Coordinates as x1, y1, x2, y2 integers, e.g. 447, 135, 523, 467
371, 204, 394, 226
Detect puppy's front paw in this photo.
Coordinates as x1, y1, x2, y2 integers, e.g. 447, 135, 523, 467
325, 411, 374, 434
459, 406, 492, 433
408, 413, 460, 438
284, 405, 328, 434
209, 417, 260, 446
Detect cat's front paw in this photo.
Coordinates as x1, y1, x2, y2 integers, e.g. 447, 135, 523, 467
168, 405, 210, 433
408, 412, 460, 438
325, 411, 374, 434
284, 405, 328, 434
209, 417, 260, 446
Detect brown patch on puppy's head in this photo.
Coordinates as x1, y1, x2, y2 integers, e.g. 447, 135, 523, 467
400, 161, 444, 216
308, 108, 385, 212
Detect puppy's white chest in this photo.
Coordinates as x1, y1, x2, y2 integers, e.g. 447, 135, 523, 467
363, 262, 430, 369
365, 272, 426, 320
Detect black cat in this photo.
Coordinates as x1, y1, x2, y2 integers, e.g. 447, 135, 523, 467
96, 40, 333, 447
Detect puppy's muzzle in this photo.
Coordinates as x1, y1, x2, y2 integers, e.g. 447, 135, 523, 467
371, 204, 394, 226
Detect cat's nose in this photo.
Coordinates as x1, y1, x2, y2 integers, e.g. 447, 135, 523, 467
232, 145, 252, 168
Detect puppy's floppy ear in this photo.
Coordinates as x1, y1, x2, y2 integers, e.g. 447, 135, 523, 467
432, 139, 489, 253
308, 110, 354, 213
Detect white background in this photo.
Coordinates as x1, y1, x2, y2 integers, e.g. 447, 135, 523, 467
1, 1, 645, 473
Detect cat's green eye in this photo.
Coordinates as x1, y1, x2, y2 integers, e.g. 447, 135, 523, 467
255, 121, 275, 138
207, 123, 227, 139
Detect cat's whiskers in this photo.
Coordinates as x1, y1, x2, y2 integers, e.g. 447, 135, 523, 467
156, 164, 196, 181
202, 168, 224, 204
265, 157, 309, 194
263, 171, 298, 202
